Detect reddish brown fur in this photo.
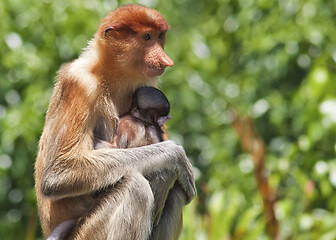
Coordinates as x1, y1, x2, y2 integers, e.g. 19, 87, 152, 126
113, 115, 161, 149
97, 5, 169, 37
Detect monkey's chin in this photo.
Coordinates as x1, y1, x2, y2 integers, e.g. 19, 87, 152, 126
144, 67, 165, 77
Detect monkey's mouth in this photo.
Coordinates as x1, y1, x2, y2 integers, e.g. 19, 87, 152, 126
145, 65, 166, 77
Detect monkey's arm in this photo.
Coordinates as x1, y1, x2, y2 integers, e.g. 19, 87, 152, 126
41, 140, 194, 202
38, 83, 195, 202
160, 124, 169, 141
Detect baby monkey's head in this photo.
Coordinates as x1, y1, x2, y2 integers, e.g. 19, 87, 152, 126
131, 86, 171, 126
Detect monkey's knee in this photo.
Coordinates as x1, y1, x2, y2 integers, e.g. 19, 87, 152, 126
106, 173, 155, 240
150, 184, 185, 240
125, 173, 155, 210
68, 174, 155, 240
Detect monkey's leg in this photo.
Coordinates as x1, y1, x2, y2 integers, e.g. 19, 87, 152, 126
150, 183, 186, 240
66, 172, 154, 240
146, 169, 177, 226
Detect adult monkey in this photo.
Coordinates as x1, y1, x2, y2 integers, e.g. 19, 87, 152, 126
35, 4, 196, 240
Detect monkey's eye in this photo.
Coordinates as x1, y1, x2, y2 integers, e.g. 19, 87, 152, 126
158, 32, 165, 39
143, 34, 151, 41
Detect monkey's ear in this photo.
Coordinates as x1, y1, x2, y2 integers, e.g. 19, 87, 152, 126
104, 23, 134, 38
104, 26, 116, 38
104, 23, 128, 38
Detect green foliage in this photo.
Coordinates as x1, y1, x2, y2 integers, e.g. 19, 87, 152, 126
1, 0, 336, 239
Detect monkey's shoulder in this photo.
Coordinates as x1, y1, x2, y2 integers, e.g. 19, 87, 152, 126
55, 62, 100, 101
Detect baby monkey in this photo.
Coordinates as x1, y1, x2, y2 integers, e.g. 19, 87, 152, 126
95, 86, 171, 149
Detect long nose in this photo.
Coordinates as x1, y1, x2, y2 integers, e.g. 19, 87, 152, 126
158, 47, 174, 68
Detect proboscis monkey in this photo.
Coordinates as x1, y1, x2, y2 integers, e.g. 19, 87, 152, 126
94, 86, 171, 149
35, 4, 196, 240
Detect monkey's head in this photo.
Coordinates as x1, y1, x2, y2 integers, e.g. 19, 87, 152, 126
96, 4, 174, 80
131, 86, 171, 126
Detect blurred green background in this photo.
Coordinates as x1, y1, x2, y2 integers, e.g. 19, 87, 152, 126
1, 0, 336, 239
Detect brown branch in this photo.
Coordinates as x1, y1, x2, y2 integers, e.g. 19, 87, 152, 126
231, 110, 279, 240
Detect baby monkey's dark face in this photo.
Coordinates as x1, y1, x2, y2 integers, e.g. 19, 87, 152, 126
131, 86, 171, 126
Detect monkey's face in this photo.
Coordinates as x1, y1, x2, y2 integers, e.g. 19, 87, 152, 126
131, 86, 171, 126
139, 31, 174, 78
122, 30, 174, 79
97, 5, 174, 80
132, 108, 171, 127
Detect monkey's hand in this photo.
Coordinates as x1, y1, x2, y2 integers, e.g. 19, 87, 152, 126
162, 140, 197, 204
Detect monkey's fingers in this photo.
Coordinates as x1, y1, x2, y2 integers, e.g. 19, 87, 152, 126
175, 155, 196, 204
180, 168, 197, 204
159, 140, 196, 203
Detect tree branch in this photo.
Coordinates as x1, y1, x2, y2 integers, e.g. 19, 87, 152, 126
231, 110, 279, 240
